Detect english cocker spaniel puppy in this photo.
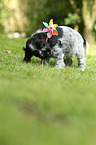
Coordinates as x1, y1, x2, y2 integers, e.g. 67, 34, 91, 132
23, 26, 89, 71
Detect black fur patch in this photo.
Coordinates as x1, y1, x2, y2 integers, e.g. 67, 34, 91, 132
23, 27, 63, 62
58, 40, 62, 47
48, 35, 58, 47
56, 27, 63, 38
47, 27, 63, 47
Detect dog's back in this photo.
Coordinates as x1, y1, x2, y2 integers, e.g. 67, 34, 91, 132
57, 26, 88, 57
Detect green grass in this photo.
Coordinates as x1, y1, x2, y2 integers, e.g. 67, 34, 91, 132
0, 36, 96, 145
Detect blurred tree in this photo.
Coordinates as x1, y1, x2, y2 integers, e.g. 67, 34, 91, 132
18, 0, 47, 35
0, 0, 10, 32
0, 0, 96, 42
25, 0, 96, 42
83, 0, 96, 43
65, 0, 96, 43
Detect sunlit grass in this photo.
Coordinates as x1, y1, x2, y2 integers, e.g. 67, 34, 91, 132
0, 36, 96, 145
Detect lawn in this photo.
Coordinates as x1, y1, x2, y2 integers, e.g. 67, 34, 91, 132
0, 36, 96, 145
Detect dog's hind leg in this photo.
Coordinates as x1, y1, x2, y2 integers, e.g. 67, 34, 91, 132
55, 53, 65, 68
76, 54, 86, 71
64, 56, 73, 66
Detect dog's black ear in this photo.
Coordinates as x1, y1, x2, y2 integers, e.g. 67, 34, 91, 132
23, 47, 26, 51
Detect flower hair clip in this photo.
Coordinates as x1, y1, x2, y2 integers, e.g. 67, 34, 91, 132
42, 19, 58, 41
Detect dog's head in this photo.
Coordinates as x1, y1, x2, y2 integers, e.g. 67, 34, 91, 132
23, 33, 54, 62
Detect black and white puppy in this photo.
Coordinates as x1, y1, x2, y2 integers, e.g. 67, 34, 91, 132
23, 26, 89, 71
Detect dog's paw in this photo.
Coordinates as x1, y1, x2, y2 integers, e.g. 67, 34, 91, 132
79, 67, 85, 71
23, 57, 31, 63
64, 58, 73, 66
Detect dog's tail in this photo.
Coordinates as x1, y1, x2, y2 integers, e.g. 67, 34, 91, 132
83, 37, 89, 57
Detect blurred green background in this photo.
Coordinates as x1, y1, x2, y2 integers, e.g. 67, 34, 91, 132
0, 0, 96, 43
0, 1, 96, 145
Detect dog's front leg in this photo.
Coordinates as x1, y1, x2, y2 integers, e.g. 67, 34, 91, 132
54, 50, 65, 68
41, 59, 50, 66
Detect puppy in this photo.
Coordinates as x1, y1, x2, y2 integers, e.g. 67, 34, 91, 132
23, 32, 52, 62
23, 26, 89, 71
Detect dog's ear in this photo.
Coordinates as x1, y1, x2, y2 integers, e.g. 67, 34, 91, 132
23, 47, 26, 51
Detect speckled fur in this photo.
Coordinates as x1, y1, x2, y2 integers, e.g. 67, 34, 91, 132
23, 26, 89, 71
43, 26, 89, 71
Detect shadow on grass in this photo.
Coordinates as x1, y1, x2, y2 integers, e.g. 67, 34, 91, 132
20, 101, 68, 124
